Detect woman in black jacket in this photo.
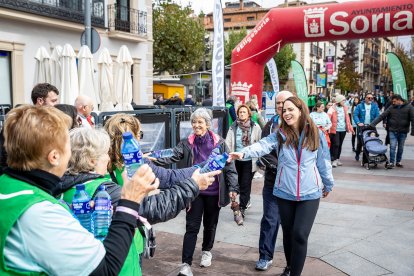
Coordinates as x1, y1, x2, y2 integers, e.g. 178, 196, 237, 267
152, 108, 239, 276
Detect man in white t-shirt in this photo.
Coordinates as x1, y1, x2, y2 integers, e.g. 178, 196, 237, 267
352, 93, 380, 161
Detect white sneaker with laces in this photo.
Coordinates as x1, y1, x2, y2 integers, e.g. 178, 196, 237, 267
336, 159, 343, 166
179, 263, 193, 276
332, 160, 338, 167
200, 251, 212, 267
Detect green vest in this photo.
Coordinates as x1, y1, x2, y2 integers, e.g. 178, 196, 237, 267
60, 176, 143, 276
251, 112, 259, 125
0, 174, 65, 275
226, 103, 234, 127
0, 174, 142, 276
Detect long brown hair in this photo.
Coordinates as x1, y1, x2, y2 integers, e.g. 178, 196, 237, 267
278, 97, 319, 151
104, 113, 141, 171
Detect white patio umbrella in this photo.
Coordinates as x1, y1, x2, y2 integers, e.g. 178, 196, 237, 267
34, 46, 51, 84
114, 45, 133, 111
60, 44, 79, 105
50, 45, 62, 91
78, 45, 98, 110
98, 48, 115, 111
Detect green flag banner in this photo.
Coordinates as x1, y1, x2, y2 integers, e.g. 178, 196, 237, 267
291, 60, 308, 104
386, 52, 407, 100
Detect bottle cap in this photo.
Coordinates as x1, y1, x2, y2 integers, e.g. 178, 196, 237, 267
98, 185, 106, 191
221, 152, 229, 159
122, 131, 133, 139
75, 184, 85, 190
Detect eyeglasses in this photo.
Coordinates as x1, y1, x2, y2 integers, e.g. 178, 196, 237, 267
83, 104, 94, 110
367, 97, 373, 100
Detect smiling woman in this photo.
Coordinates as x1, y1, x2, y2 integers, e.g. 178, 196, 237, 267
227, 96, 334, 276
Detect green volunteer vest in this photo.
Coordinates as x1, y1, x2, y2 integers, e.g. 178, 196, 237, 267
61, 176, 143, 276
0, 174, 66, 275
251, 112, 259, 125
226, 103, 234, 127
0, 174, 143, 276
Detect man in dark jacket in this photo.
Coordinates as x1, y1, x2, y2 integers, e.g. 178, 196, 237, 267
370, 94, 414, 168
255, 90, 293, 271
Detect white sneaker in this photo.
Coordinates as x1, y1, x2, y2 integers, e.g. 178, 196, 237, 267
200, 251, 212, 267
336, 159, 343, 166
179, 263, 193, 276
332, 160, 338, 168
253, 172, 263, 179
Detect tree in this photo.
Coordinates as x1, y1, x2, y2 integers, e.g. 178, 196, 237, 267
394, 43, 414, 92
153, 1, 205, 74
335, 41, 362, 92
224, 28, 247, 66
269, 44, 296, 84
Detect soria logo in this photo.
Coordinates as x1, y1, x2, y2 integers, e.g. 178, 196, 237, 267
304, 7, 328, 38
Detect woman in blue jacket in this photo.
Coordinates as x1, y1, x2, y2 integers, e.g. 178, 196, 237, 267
229, 97, 334, 276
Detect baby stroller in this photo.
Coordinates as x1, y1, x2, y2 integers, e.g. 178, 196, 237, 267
358, 125, 389, 170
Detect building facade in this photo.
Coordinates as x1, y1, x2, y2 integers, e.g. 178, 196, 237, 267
0, 0, 153, 107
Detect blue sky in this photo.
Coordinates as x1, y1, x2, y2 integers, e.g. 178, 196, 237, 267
178, 0, 412, 50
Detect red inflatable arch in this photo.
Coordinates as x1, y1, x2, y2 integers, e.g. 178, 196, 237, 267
230, 0, 414, 107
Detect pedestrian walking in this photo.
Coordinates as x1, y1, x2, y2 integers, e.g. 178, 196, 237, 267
328, 94, 354, 167
226, 104, 262, 219
353, 93, 380, 161
228, 96, 334, 276
370, 94, 414, 168
254, 90, 293, 271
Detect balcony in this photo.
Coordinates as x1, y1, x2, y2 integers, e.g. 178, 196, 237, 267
0, 0, 105, 27
107, 4, 147, 40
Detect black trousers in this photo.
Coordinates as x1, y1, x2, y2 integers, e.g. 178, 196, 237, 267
277, 197, 320, 276
329, 131, 346, 160
351, 127, 357, 150
235, 160, 254, 209
182, 194, 220, 265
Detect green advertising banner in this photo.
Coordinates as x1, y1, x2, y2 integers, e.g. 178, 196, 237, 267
291, 60, 308, 103
386, 52, 407, 100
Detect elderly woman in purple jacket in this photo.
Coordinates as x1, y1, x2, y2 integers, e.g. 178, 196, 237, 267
152, 108, 239, 276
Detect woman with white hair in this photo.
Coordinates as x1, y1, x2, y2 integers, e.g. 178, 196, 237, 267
152, 108, 239, 276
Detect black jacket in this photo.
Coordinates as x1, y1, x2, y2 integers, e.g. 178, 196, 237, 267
371, 103, 414, 135
260, 115, 280, 187
60, 172, 200, 224
153, 131, 239, 207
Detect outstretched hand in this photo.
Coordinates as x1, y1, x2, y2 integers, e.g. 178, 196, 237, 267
227, 152, 244, 162
191, 169, 221, 190
121, 164, 159, 203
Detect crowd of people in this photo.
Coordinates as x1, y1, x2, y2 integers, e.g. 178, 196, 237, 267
0, 82, 413, 276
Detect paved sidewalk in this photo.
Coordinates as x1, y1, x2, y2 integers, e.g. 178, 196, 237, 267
143, 126, 414, 275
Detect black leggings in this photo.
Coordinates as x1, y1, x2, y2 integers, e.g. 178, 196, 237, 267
277, 197, 320, 276
235, 160, 254, 209
329, 131, 346, 160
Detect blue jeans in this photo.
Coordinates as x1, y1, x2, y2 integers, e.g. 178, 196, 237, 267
389, 131, 407, 164
259, 185, 281, 260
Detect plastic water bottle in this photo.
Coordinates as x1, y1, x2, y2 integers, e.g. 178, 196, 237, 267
121, 131, 143, 179
72, 184, 93, 233
200, 152, 229, 173
149, 148, 174, 158
210, 147, 221, 159
93, 185, 112, 241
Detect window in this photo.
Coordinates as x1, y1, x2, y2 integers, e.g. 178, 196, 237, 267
247, 16, 255, 21
0, 51, 12, 106
224, 18, 231, 22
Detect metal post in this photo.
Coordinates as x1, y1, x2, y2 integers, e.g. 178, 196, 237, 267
84, 0, 92, 50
